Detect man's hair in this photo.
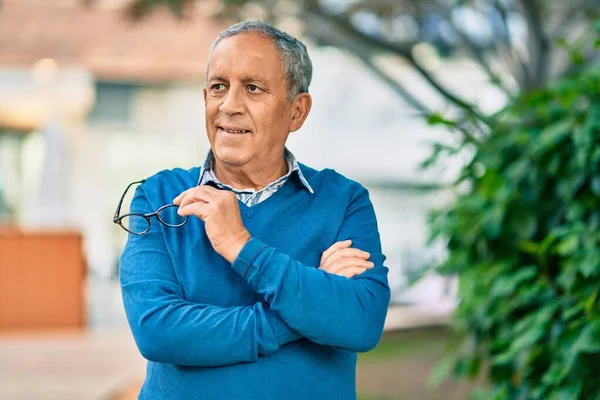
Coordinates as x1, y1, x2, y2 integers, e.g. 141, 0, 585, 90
208, 20, 313, 101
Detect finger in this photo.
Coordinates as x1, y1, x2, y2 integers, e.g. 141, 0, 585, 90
322, 248, 370, 267
178, 194, 206, 210
335, 266, 367, 279
177, 201, 209, 219
178, 187, 215, 209
320, 240, 352, 264
323, 257, 374, 274
331, 258, 373, 274
173, 188, 195, 205
174, 185, 220, 206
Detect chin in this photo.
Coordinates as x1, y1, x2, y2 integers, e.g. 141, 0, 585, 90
213, 147, 251, 167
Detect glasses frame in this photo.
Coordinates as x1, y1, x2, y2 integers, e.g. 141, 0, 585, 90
113, 179, 189, 235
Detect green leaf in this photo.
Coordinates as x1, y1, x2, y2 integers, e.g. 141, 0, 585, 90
533, 119, 573, 155
546, 153, 562, 176
570, 50, 586, 66
579, 254, 599, 278
426, 112, 456, 127
519, 240, 540, 255
555, 235, 579, 255
491, 349, 514, 366
592, 175, 600, 196
511, 324, 545, 352
563, 303, 584, 321
490, 266, 537, 298
539, 232, 560, 255
542, 360, 570, 386
421, 142, 459, 169
428, 356, 455, 387
516, 214, 538, 239
549, 382, 583, 399
572, 320, 600, 353
585, 289, 598, 313
554, 37, 568, 48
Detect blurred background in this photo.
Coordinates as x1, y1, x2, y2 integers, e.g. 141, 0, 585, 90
0, 0, 598, 399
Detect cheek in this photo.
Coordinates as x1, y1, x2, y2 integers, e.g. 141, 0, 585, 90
204, 103, 219, 132
249, 102, 288, 132
204, 100, 219, 120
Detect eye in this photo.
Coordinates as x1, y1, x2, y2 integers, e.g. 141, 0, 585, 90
210, 83, 225, 91
248, 84, 261, 93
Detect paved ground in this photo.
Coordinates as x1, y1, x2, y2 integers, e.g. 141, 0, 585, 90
356, 358, 476, 400
0, 278, 458, 400
110, 329, 478, 400
0, 329, 145, 400
0, 328, 474, 400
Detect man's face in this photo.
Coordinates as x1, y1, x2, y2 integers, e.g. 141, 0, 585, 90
204, 32, 300, 169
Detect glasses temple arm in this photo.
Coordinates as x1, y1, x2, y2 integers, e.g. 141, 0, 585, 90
113, 179, 146, 221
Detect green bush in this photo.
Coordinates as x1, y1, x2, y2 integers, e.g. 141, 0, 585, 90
428, 61, 600, 398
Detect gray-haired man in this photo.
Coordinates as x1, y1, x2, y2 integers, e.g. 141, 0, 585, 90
119, 20, 390, 399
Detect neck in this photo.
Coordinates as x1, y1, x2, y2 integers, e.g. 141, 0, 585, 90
213, 153, 289, 191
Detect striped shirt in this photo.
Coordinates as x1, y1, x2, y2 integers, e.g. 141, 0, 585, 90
197, 148, 314, 207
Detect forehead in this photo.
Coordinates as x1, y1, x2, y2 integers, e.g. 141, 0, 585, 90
208, 32, 285, 82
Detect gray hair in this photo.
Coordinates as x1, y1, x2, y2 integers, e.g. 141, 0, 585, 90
207, 20, 313, 101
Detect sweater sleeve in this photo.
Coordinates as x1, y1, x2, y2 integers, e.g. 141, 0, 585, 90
119, 186, 300, 367
230, 186, 391, 352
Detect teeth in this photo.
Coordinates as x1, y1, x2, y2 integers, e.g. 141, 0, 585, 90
224, 129, 248, 134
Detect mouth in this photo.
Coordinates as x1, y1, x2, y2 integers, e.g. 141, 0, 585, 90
218, 126, 252, 135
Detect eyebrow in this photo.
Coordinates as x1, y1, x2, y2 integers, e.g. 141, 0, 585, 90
240, 75, 269, 86
208, 75, 227, 82
208, 75, 269, 86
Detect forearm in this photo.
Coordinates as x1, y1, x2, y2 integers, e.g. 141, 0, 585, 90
120, 186, 301, 367
121, 278, 301, 366
230, 238, 390, 352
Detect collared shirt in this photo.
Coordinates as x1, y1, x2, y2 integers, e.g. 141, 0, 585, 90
197, 148, 314, 207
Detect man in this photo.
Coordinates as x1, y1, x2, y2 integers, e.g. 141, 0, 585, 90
119, 20, 390, 399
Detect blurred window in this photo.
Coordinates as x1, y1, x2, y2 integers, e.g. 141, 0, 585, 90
87, 82, 137, 126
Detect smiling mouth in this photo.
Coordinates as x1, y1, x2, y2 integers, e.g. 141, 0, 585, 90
218, 126, 252, 134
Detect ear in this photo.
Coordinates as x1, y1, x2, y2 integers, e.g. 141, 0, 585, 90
289, 93, 312, 133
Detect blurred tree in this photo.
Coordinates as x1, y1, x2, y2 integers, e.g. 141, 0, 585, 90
121, 0, 599, 135
427, 58, 600, 399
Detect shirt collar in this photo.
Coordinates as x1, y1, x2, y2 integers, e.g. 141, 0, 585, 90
197, 148, 314, 194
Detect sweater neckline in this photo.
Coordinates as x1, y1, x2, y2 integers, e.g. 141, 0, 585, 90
237, 178, 298, 218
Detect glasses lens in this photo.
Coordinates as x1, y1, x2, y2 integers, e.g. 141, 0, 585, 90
120, 215, 150, 234
157, 205, 187, 227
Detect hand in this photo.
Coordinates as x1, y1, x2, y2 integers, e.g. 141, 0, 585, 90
173, 186, 251, 263
319, 240, 374, 278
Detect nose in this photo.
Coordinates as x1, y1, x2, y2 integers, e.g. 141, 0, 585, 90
219, 85, 245, 115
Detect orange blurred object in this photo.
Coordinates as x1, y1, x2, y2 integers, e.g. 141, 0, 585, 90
0, 229, 86, 331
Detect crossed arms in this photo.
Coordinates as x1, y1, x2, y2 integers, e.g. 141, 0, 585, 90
120, 185, 390, 367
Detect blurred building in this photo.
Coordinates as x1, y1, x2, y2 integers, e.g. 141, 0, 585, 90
0, 0, 505, 313
0, 0, 228, 279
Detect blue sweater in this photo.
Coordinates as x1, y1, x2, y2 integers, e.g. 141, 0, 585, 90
120, 164, 391, 400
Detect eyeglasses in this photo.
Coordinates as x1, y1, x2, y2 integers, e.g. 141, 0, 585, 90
113, 180, 188, 235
